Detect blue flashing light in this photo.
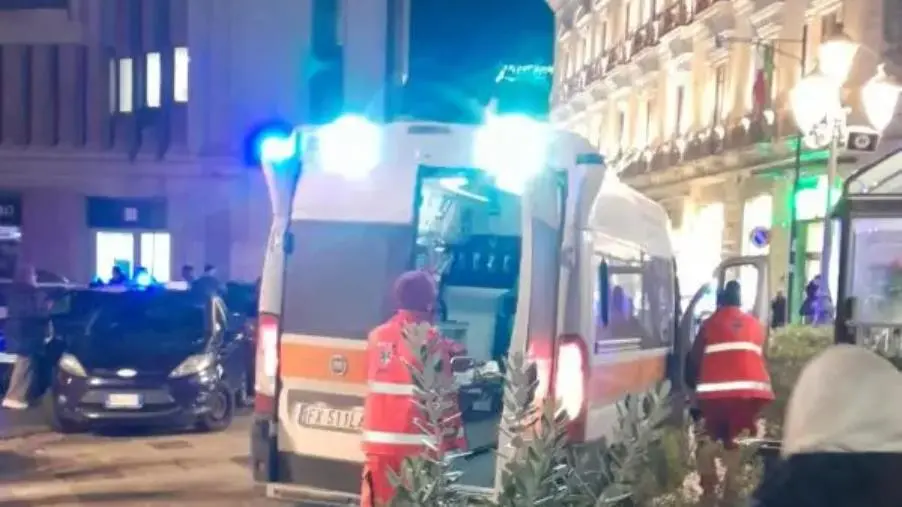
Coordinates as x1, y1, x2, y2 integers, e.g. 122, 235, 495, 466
134, 271, 153, 288
473, 113, 550, 195
258, 130, 298, 165
317, 114, 382, 179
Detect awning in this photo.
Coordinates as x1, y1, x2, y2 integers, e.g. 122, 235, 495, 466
844, 146, 902, 195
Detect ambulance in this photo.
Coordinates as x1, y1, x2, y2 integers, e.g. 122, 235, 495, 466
249, 114, 770, 504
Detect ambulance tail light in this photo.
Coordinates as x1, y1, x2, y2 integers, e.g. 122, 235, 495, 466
554, 334, 588, 441
254, 312, 280, 414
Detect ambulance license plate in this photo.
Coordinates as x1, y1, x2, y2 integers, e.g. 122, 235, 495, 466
299, 405, 363, 431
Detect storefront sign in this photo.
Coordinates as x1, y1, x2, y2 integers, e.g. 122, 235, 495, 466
86, 197, 167, 230
0, 194, 22, 227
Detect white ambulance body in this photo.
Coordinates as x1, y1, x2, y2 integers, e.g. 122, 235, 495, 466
249, 115, 769, 504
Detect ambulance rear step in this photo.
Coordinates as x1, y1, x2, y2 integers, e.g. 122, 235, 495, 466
264, 483, 358, 506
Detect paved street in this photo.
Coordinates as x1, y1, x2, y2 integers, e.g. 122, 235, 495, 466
0, 410, 284, 506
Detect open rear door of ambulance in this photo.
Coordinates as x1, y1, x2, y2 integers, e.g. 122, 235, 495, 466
676, 255, 770, 395
454, 169, 567, 498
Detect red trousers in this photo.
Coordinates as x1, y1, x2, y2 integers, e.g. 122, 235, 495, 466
361, 454, 405, 507
698, 398, 766, 449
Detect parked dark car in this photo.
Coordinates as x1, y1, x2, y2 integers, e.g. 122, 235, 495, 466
44, 286, 252, 433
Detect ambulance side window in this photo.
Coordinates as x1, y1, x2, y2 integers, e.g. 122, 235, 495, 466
597, 260, 610, 327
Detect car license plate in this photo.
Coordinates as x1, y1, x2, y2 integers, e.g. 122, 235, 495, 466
105, 393, 143, 409
298, 405, 363, 431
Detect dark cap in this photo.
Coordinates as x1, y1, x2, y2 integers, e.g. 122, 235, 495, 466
393, 270, 437, 313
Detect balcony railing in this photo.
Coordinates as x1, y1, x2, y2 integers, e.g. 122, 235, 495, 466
614, 111, 793, 179
554, 0, 725, 106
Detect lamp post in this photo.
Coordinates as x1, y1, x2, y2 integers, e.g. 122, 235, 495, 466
790, 34, 902, 301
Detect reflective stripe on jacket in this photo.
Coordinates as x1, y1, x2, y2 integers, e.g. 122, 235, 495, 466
696, 306, 774, 401
361, 311, 466, 456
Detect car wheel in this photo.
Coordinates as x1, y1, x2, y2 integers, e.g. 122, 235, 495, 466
196, 385, 234, 432
43, 395, 86, 434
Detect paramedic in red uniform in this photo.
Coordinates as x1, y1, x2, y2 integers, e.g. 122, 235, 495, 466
360, 270, 467, 506
689, 280, 773, 507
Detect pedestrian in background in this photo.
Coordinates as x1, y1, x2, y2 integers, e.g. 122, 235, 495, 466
771, 290, 787, 329
181, 264, 196, 283
193, 264, 223, 296
800, 276, 833, 325
1, 263, 50, 410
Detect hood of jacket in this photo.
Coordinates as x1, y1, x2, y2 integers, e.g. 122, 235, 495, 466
782, 344, 902, 457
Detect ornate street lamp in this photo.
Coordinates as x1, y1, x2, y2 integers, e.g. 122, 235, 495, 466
861, 65, 902, 132
818, 33, 859, 84
791, 35, 902, 304
790, 71, 843, 138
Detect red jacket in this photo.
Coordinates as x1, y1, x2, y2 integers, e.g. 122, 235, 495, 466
693, 306, 774, 401
361, 311, 466, 456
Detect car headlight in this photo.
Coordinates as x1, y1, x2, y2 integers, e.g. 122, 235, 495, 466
58, 353, 87, 377
169, 353, 215, 378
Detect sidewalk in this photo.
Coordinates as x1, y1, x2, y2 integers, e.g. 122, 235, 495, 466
0, 407, 47, 440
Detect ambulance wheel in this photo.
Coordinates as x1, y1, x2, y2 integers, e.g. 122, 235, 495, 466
196, 386, 234, 432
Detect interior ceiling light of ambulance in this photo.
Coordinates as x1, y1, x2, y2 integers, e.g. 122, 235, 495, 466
439, 176, 489, 203
316, 114, 382, 180
473, 113, 550, 195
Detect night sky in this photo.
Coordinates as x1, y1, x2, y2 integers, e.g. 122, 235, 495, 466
403, 0, 554, 122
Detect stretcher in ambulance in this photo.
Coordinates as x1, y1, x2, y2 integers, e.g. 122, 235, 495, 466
249, 114, 770, 504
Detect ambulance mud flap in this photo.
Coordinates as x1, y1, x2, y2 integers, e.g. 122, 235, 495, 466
250, 416, 275, 482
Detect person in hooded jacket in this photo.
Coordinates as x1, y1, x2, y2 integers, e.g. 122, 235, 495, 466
752, 344, 902, 506
359, 270, 467, 506
799, 276, 833, 325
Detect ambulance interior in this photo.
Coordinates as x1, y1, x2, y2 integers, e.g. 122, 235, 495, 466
415, 167, 521, 488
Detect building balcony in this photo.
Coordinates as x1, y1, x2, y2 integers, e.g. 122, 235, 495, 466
614, 110, 793, 180
553, 0, 728, 108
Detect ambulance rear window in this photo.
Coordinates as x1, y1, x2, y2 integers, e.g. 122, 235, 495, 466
281, 220, 415, 340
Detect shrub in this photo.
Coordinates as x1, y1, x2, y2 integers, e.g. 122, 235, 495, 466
388, 323, 683, 506
762, 325, 833, 436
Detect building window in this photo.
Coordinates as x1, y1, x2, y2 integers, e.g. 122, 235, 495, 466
596, 21, 607, 56
145, 52, 161, 108
644, 97, 654, 146
674, 85, 685, 135
108, 59, 117, 113
117, 58, 133, 113
624, 1, 632, 34
174, 47, 189, 103
821, 8, 843, 37
713, 64, 726, 122
617, 109, 626, 151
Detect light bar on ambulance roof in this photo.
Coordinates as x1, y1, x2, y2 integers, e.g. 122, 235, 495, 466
473, 113, 551, 195
316, 114, 382, 179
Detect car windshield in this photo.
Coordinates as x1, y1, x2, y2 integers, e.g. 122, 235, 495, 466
63, 290, 209, 346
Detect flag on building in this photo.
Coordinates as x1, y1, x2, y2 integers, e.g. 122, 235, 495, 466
752, 44, 775, 113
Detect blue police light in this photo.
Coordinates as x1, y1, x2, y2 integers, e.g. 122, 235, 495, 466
134, 271, 153, 288
473, 114, 550, 195
258, 130, 298, 165
316, 114, 381, 179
